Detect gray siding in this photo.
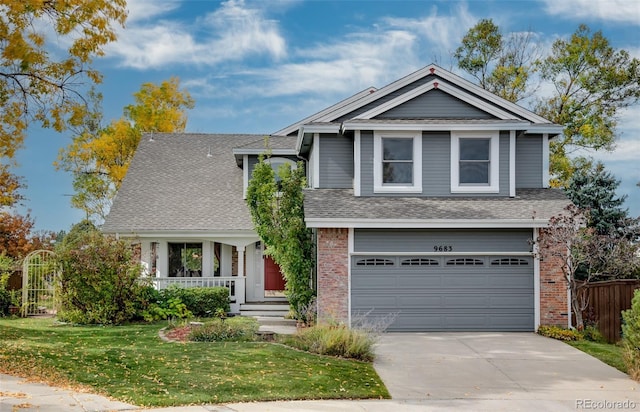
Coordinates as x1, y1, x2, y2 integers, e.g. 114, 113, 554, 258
360, 131, 374, 195
353, 229, 532, 253
318, 134, 353, 189
498, 131, 510, 196
375, 89, 494, 119
337, 75, 437, 121
516, 135, 543, 188
422, 131, 450, 195
359, 131, 510, 197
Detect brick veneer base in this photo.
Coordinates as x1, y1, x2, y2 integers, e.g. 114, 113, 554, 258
316, 228, 349, 323
538, 228, 570, 327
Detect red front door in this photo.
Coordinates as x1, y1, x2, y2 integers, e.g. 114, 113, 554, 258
264, 256, 286, 291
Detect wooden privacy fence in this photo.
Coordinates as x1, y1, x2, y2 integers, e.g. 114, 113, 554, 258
581, 279, 640, 343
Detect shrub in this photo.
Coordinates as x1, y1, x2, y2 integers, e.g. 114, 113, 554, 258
55, 229, 145, 325
0, 256, 14, 316
189, 316, 258, 342
160, 286, 230, 317
582, 325, 606, 343
285, 324, 376, 362
142, 298, 192, 322
0, 277, 10, 316
622, 290, 640, 381
537, 325, 583, 341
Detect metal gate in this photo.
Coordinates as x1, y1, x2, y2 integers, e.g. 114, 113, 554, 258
22, 250, 57, 316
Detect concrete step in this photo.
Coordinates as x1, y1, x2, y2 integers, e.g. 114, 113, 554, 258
252, 316, 297, 327
240, 302, 289, 317
241, 310, 290, 317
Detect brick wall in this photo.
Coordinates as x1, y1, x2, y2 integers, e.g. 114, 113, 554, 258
538, 228, 570, 327
316, 228, 349, 323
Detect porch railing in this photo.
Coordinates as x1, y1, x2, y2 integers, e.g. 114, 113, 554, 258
151, 277, 245, 306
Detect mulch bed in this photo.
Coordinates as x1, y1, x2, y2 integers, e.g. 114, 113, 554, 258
162, 325, 192, 342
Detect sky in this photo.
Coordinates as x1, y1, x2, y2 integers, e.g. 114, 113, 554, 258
12, 0, 640, 233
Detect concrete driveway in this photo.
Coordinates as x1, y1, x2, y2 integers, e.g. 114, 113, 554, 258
374, 332, 640, 410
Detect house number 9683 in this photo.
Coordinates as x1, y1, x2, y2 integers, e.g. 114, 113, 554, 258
434, 245, 453, 252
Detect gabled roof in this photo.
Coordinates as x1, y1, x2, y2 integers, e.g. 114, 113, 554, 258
304, 189, 570, 228
316, 64, 551, 124
288, 64, 562, 154
103, 133, 267, 234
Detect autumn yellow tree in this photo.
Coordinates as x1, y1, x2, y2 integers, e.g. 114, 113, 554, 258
0, 0, 127, 206
57, 77, 195, 222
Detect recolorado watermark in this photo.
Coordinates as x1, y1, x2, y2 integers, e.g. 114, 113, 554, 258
576, 399, 637, 409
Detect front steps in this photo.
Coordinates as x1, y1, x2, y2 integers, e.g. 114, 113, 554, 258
240, 302, 290, 317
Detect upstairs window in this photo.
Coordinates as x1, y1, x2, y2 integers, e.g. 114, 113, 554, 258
451, 131, 499, 193
374, 131, 422, 193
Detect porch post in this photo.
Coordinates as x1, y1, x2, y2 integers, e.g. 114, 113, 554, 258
237, 246, 245, 278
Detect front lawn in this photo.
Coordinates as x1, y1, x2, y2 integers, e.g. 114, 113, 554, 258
567, 340, 627, 374
0, 318, 389, 406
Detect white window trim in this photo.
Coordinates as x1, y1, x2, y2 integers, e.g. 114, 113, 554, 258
451, 131, 499, 193
373, 131, 422, 193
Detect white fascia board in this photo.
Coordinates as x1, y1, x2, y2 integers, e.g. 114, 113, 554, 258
305, 218, 551, 229
316, 66, 439, 122
113, 230, 260, 240
355, 80, 517, 121
430, 65, 552, 124
524, 125, 564, 135
342, 121, 529, 132
295, 124, 341, 152
301, 124, 341, 133
232, 148, 297, 156
273, 87, 377, 136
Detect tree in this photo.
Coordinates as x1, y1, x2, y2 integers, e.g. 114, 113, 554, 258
566, 162, 629, 236
456, 23, 640, 187
536, 205, 640, 329
454, 18, 540, 102
56, 78, 195, 222
246, 153, 315, 321
0, 0, 127, 206
0, 211, 54, 259
0, 164, 24, 208
536, 25, 640, 186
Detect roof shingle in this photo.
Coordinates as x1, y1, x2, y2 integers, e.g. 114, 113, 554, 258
103, 133, 272, 233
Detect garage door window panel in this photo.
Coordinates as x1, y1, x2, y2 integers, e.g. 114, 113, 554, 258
446, 258, 484, 266
401, 258, 439, 266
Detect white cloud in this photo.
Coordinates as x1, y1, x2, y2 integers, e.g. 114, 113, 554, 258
383, 3, 477, 58
106, 0, 286, 69
125, 0, 182, 23
542, 0, 640, 25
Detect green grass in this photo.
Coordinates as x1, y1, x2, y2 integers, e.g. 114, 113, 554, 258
567, 340, 627, 374
0, 317, 389, 406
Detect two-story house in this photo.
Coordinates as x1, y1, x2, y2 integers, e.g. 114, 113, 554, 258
103, 64, 570, 331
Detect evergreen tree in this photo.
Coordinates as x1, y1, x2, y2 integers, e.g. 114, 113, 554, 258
566, 162, 628, 236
